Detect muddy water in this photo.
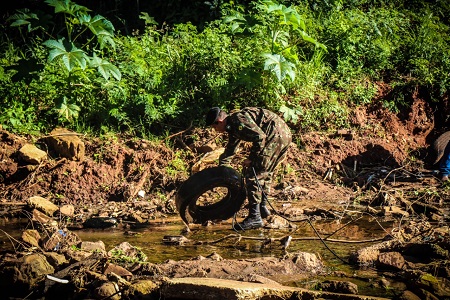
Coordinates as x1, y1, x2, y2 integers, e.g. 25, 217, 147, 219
0, 216, 395, 298
75, 216, 395, 297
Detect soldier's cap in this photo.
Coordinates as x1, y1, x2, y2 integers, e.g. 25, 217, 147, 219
205, 107, 221, 126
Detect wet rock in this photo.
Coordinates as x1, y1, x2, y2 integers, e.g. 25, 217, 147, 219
93, 281, 120, 300
22, 229, 41, 248
349, 240, 399, 266
27, 196, 59, 216
18, 143, 47, 164
44, 252, 68, 268
284, 252, 324, 274
108, 242, 148, 262
45, 128, 85, 161
103, 263, 133, 280
377, 251, 406, 270
80, 241, 106, 253
32, 209, 56, 226
64, 248, 95, 262
316, 280, 358, 294
265, 215, 291, 229
125, 279, 159, 299
19, 253, 54, 287
206, 252, 223, 261
130, 212, 144, 223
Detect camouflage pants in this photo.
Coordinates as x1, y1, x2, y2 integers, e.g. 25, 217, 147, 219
440, 142, 450, 176
244, 129, 292, 205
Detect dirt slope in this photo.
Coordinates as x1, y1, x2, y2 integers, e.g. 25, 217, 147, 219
0, 96, 447, 223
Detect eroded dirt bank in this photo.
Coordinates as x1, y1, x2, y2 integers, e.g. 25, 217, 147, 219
0, 97, 449, 299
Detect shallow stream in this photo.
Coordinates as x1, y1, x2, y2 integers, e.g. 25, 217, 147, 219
0, 216, 398, 298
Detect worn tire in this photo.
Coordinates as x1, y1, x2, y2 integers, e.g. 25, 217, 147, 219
175, 166, 246, 224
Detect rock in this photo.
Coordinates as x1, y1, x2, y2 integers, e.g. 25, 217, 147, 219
45, 128, 85, 161
80, 241, 106, 253
64, 249, 95, 262
316, 280, 359, 294
103, 263, 133, 280
285, 252, 324, 274
125, 279, 159, 299
130, 212, 144, 223
32, 209, 56, 225
22, 229, 41, 248
43, 252, 68, 268
377, 252, 406, 270
349, 240, 400, 266
108, 242, 148, 262
18, 143, 47, 164
382, 205, 409, 218
59, 204, 75, 217
206, 252, 223, 261
27, 196, 59, 216
19, 253, 55, 287
162, 277, 387, 300
265, 215, 291, 229
93, 282, 120, 300
399, 290, 422, 300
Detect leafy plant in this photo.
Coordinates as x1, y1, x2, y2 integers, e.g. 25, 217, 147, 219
7, 0, 121, 124
224, 0, 325, 106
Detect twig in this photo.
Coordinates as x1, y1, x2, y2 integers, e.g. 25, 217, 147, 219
191, 233, 384, 246
165, 123, 192, 140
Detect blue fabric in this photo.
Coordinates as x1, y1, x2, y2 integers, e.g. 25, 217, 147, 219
439, 142, 450, 176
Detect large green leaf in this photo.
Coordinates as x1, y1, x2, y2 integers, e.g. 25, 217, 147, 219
43, 38, 88, 72
78, 14, 116, 49
7, 9, 52, 32
262, 53, 296, 82
90, 54, 121, 81
45, 0, 90, 17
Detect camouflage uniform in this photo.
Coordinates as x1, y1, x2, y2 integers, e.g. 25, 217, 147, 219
219, 107, 292, 204
434, 131, 450, 180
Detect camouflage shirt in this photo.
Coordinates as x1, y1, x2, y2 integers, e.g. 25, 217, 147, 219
219, 107, 291, 167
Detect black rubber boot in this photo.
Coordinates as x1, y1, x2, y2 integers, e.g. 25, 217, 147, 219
233, 203, 264, 231
260, 196, 271, 219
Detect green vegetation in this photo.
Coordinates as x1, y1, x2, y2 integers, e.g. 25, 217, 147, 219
0, 0, 448, 136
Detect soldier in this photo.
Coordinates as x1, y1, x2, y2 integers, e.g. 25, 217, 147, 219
205, 107, 292, 230
433, 131, 450, 182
